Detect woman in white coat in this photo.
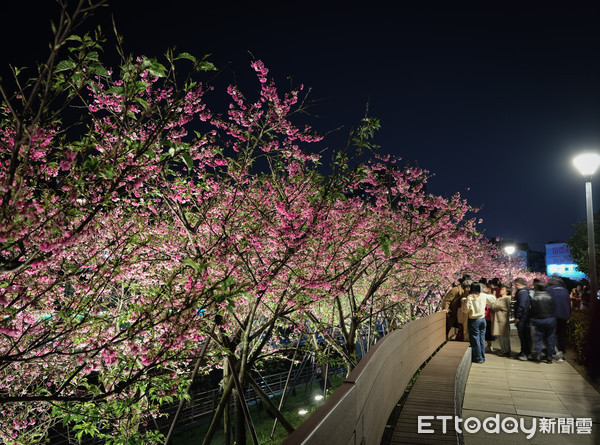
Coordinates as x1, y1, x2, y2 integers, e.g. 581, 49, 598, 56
461, 283, 497, 363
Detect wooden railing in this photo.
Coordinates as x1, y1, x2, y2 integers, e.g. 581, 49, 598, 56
283, 311, 447, 445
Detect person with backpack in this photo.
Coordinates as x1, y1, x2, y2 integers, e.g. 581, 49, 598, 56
530, 281, 556, 363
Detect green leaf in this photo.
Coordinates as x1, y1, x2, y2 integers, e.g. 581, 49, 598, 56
144, 59, 167, 78
85, 51, 100, 62
221, 276, 234, 290
197, 61, 217, 71
82, 156, 99, 171
182, 258, 201, 272
91, 64, 109, 77
173, 52, 197, 64
136, 97, 149, 110
99, 166, 114, 179
65, 35, 83, 43
181, 152, 193, 170
227, 299, 236, 313
106, 86, 124, 95
56, 60, 77, 72
134, 81, 148, 94
379, 232, 391, 257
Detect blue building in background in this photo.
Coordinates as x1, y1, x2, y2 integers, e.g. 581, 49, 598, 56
545, 242, 586, 280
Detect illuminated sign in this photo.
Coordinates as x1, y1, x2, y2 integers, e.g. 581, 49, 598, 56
545, 243, 586, 280
546, 244, 573, 265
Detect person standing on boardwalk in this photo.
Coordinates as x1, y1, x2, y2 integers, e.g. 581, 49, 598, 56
546, 276, 570, 362
461, 283, 497, 364
480, 280, 496, 352
530, 281, 556, 363
442, 276, 472, 339
570, 284, 582, 310
491, 283, 512, 356
513, 277, 532, 361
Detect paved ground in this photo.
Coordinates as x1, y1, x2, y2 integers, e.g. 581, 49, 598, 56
462, 325, 600, 444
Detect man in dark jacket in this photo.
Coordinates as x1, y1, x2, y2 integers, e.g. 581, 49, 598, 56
530, 281, 556, 363
513, 278, 532, 361
547, 276, 571, 362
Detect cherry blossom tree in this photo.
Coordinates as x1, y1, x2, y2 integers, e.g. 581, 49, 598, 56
291, 155, 485, 370
0, 2, 224, 442
0, 3, 546, 445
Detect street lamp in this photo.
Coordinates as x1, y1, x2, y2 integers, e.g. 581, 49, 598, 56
504, 244, 516, 284
573, 152, 600, 380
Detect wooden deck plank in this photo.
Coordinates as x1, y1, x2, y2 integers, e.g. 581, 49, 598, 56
388, 340, 469, 445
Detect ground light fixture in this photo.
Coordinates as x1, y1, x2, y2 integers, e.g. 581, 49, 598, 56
298, 409, 308, 415
314, 395, 324, 401
573, 151, 600, 380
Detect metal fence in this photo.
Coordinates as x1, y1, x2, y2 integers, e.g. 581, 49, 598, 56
157, 364, 315, 431
47, 363, 317, 444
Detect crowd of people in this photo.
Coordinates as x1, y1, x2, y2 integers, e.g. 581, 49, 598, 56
441, 275, 575, 365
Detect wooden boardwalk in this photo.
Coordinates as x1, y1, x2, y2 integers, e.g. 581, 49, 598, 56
387, 325, 600, 444
462, 325, 600, 444
389, 341, 470, 444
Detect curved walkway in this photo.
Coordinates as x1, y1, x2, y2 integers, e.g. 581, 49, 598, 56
462, 325, 600, 444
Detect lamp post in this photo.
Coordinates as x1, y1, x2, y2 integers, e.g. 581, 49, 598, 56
504, 244, 516, 285
573, 152, 600, 380
504, 244, 516, 321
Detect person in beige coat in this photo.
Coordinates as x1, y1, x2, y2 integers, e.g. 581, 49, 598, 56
442, 278, 472, 339
491, 284, 512, 356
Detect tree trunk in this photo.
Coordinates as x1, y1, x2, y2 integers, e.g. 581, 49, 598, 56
224, 362, 232, 445
200, 373, 234, 445
224, 397, 231, 445
233, 389, 247, 445
246, 373, 294, 433
164, 336, 212, 445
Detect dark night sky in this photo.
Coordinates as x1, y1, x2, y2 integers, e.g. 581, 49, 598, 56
4, 1, 600, 252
